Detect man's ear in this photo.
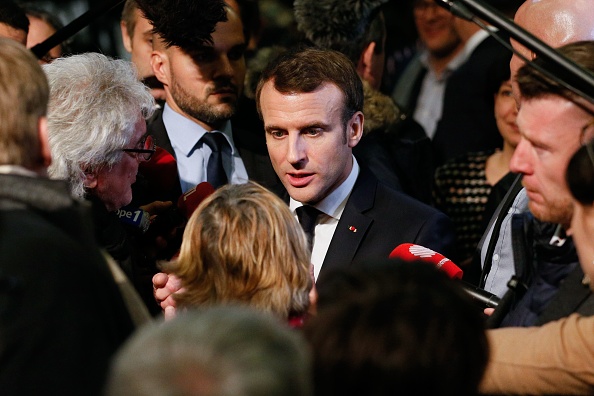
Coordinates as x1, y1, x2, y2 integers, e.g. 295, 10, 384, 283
357, 41, 380, 90
347, 111, 364, 148
120, 21, 133, 53
151, 49, 170, 87
37, 116, 52, 168
83, 171, 98, 189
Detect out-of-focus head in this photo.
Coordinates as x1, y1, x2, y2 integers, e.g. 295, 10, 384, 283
493, 64, 520, 149
255, 47, 364, 205
304, 259, 489, 395
412, 0, 462, 60
170, 182, 312, 318
23, 6, 65, 64
510, 0, 594, 98
0, 1, 28, 45
0, 37, 49, 170
106, 306, 313, 396
44, 53, 154, 211
510, 41, 594, 227
121, 0, 155, 81
135, 0, 226, 50
294, 0, 388, 90
566, 138, 594, 287
143, 1, 246, 130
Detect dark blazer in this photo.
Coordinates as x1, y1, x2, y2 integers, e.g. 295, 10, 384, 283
536, 264, 594, 325
138, 108, 285, 203
433, 34, 511, 167
317, 168, 457, 290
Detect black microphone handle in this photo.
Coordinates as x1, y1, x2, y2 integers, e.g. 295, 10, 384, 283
460, 281, 501, 309
31, 0, 126, 60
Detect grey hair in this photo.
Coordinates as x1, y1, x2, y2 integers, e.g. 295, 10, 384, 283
44, 53, 154, 199
106, 306, 313, 396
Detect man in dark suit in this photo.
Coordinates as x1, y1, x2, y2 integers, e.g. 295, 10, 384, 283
133, 0, 282, 204
256, 47, 456, 287
152, 46, 456, 309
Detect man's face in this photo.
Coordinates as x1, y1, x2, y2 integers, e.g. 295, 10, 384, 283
0, 23, 26, 45
413, 0, 461, 58
154, 10, 246, 130
510, 96, 593, 227
260, 81, 363, 205
26, 16, 62, 63
121, 8, 154, 80
92, 117, 147, 212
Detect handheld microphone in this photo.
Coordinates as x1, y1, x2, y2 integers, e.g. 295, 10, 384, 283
138, 146, 179, 195
177, 182, 215, 219
389, 244, 500, 309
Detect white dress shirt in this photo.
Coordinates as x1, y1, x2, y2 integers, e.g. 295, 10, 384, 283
290, 157, 360, 281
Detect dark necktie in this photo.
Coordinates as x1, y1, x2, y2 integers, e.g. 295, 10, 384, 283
201, 132, 228, 189
295, 205, 322, 250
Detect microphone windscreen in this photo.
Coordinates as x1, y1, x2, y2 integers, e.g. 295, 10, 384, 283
389, 243, 463, 279
139, 146, 178, 193
177, 182, 215, 219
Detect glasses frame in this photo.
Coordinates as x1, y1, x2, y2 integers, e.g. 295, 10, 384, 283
122, 134, 156, 162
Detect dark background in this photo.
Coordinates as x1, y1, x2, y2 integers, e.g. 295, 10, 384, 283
18, 0, 419, 94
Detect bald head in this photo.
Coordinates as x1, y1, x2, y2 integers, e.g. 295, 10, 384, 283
510, 0, 594, 94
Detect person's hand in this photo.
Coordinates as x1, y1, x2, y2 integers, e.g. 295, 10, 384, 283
484, 307, 494, 316
140, 200, 173, 217
152, 272, 183, 320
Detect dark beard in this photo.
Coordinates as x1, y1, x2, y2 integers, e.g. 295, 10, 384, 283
171, 78, 237, 128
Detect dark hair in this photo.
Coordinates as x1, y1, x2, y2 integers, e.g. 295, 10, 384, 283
294, 0, 388, 64
135, 0, 227, 50
517, 41, 594, 102
567, 138, 594, 205
305, 259, 489, 396
255, 46, 364, 124
0, 1, 29, 34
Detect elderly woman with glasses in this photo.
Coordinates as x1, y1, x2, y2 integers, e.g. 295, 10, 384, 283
43, 53, 158, 311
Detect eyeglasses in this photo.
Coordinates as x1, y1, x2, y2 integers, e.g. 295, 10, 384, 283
413, 0, 440, 13
122, 134, 156, 161
580, 119, 594, 146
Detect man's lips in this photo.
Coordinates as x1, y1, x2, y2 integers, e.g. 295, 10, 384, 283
286, 173, 314, 187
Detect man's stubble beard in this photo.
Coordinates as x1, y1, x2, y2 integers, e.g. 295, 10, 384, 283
171, 77, 237, 128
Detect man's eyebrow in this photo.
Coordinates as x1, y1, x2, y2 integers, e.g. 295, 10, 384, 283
265, 122, 329, 133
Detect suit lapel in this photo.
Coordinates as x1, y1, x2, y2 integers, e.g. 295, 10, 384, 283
319, 170, 376, 277
148, 109, 175, 157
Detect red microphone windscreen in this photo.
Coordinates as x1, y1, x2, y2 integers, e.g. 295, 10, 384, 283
389, 243, 463, 279
177, 182, 215, 219
139, 146, 178, 193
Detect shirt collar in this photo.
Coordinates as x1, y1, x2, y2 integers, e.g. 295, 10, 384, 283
419, 47, 468, 81
290, 156, 360, 220
162, 103, 235, 157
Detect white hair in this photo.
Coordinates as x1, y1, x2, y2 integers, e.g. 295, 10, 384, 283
44, 53, 154, 198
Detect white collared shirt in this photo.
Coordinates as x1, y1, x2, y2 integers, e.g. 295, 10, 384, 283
162, 104, 249, 193
413, 48, 468, 138
290, 156, 360, 281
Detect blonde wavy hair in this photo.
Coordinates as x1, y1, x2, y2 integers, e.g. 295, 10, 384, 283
168, 182, 312, 318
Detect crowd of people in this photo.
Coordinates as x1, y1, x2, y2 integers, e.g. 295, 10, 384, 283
1, 0, 594, 394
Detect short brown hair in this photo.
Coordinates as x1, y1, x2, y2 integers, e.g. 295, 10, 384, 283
255, 46, 364, 125
0, 38, 48, 168
517, 41, 594, 102
121, 0, 139, 40
169, 182, 312, 318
